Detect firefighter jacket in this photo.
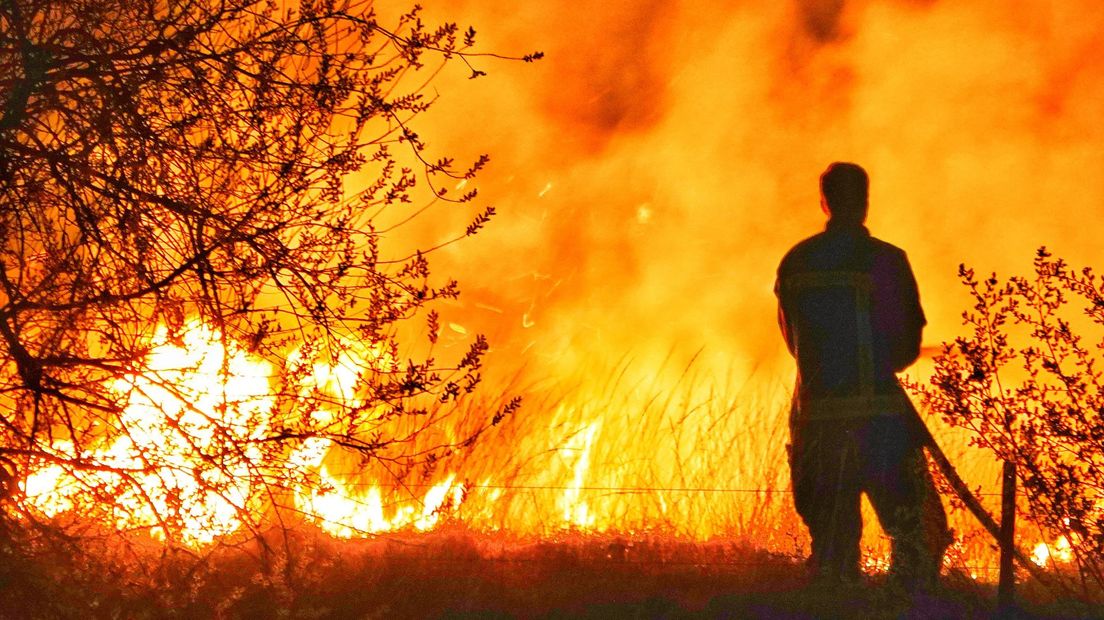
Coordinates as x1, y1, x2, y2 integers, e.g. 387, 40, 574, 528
775, 220, 925, 422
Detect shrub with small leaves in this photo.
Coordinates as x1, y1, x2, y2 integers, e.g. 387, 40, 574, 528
913, 248, 1104, 598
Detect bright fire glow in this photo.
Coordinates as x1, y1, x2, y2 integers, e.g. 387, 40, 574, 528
21, 321, 479, 543
288, 436, 466, 537
559, 419, 600, 528
15, 316, 1093, 583
24, 321, 273, 544
1032, 535, 1074, 568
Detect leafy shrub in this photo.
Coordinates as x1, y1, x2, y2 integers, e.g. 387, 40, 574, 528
914, 248, 1104, 600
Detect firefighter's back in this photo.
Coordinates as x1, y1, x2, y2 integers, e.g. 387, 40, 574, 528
777, 223, 924, 405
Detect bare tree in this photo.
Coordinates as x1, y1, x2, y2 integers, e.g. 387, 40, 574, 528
0, 0, 530, 544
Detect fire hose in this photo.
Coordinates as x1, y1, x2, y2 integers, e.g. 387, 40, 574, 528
904, 406, 1055, 587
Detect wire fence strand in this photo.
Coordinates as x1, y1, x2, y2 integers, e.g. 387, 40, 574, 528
318, 478, 1007, 497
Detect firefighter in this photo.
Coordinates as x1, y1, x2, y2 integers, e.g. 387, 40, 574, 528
774, 162, 951, 588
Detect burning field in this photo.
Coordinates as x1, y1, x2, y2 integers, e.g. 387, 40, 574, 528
2, 0, 1104, 617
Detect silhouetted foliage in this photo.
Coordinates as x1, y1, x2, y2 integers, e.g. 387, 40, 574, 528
0, 0, 528, 545
913, 248, 1104, 600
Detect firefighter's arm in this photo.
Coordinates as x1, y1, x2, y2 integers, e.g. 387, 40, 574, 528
778, 303, 797, 356
895, 320, 923, 372
893, 253, 926, 371
774, 276, 797, 357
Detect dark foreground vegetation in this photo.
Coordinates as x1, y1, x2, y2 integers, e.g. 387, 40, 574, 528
0, 524, 1098, 619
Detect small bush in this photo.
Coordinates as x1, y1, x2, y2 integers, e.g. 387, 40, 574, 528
913, 248, 1104, 601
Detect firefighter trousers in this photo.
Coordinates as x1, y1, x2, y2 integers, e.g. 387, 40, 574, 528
789, 413, 951, 586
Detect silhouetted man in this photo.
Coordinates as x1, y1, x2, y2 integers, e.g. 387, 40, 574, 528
774, 162, 951, 588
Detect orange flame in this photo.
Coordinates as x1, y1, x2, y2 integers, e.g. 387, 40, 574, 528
16, 316, 1089, 581
25, 321, 273, 543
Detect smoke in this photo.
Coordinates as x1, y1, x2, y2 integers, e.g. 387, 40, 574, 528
797, 0, 849, 42
535, 0, 676, 145
394, 0, 1104, 389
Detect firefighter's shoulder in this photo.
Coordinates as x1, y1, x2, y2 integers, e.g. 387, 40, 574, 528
867, 235, 911, 265
777, 231, 830, 273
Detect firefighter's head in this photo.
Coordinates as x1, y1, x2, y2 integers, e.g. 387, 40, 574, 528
819, 162, 868, 224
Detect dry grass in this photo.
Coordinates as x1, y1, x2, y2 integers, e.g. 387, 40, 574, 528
4, 352, 1100, 617
2, 523, 1097, 619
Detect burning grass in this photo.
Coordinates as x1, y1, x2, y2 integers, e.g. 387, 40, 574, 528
6, 342, 1101, 615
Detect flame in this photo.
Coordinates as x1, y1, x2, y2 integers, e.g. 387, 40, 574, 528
16, 315, 1091, 583
293, 453, 464, 537
24, 320, 274, 543
862, 550, 891, 575
1032, 535, 1074, 568
285, 437, 393, 536
20, 319, 481, 543
559, 419, 601, 528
